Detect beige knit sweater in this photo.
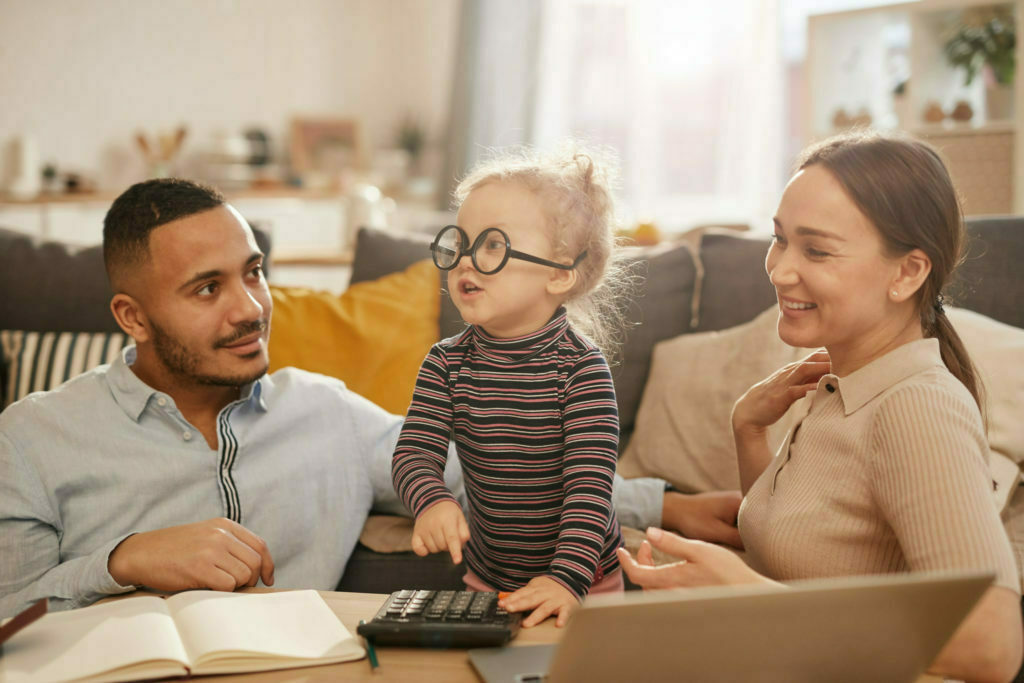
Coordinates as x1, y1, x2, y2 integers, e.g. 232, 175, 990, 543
739, 338, 1019, 592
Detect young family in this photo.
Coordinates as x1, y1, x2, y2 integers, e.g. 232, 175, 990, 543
0, 131, 1020, 681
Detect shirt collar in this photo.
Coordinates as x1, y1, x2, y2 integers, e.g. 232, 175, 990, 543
469, 307, 569, 360
827, 337, 944, 415
108, 346, 269, 421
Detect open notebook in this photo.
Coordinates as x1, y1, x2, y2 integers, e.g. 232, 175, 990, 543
0, 589, 364, 683
470, 571, 993, 683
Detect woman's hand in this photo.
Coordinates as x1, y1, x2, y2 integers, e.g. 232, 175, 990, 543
731, 349, 830, 438
498, 576, 580, 628
410, 500, 470, 564
616, 527, 773, 589
732, 349, 830, 493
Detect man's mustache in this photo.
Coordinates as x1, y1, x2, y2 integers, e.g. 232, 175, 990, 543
214, 320, 268, 348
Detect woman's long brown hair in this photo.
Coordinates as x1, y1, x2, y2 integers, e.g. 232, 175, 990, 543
798, 130, 984, 413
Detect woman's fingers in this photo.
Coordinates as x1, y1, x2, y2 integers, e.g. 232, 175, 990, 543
644, 527, 707, 561
637, 539, 655, 566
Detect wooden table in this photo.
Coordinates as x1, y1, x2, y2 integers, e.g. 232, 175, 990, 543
206, 589, 560, 682
155, 589, 943, 682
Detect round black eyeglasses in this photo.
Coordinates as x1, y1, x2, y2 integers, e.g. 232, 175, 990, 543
429, 225, 588, 275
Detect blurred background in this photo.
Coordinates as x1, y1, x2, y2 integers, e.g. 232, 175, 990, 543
0, 0, 1019, 288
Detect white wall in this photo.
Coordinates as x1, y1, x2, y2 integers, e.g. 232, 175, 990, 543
0, 0, 460, 189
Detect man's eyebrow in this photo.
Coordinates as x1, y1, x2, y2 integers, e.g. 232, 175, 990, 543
178, 269, 223, 292
178, 252, 263, 292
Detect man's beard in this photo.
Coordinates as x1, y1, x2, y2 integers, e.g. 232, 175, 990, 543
150, 319, 269, 388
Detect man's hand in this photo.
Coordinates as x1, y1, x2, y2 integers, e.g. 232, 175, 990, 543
410, 500, 470, 564
498, 576, 579, 628
616, 527, 771, 590
662, 490, 744, 549
107, 518, 275, 592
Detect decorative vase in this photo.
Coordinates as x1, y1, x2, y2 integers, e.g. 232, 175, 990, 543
892, 93, 912, 129
951, 100, 974, 122
985, 83, 1014, 122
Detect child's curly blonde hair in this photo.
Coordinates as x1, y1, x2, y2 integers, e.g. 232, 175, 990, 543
453, 142, 632, 360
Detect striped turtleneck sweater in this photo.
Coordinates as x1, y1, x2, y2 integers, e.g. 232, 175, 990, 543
392, 308, 623, 598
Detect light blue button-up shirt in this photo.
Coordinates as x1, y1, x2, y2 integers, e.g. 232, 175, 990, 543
0, 348, 664, 619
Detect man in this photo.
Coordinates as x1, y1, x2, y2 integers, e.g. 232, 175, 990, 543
0, 179, 740, 619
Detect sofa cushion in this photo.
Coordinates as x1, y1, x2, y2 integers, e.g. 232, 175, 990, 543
1, 330, 131, 408
689, 217, 1024, 334
267, 259, 440, 415
617, 306, 803, 492
691, 231, 776, 333
0, 229, 120, 334
335, 543, 465, 593
619, 304, 1024, 502
614, 242, 698, 441
349, 226, 465, 340
946, 308, 1024, 471
954, 217, 1024, 329
0, 226, 272, 335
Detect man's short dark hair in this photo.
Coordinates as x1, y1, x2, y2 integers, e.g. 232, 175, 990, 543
103, 178, 225, 286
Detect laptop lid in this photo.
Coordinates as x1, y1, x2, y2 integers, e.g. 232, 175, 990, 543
470, 571, 992, 683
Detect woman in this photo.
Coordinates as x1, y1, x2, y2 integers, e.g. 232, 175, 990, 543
617, 132, 1022, 683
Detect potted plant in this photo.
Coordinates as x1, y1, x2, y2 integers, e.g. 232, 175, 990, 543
943, 6, 1016, 120
397, 116, 425, 175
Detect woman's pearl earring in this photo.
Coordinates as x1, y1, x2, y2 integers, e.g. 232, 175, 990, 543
891, 290, 898, 297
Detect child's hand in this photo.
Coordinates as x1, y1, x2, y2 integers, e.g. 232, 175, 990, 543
498, 576, 579, 628
411, 501, 470, 564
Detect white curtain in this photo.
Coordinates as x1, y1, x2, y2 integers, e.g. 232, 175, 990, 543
532, 0, 784, 233
439, 0, 543, 206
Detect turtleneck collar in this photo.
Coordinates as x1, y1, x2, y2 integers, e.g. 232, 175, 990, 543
468, 307, 569, 361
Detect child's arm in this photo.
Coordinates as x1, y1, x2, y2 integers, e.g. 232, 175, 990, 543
550, 350, 619, 593
502, 349, 619, 624
391, 346, 465, 561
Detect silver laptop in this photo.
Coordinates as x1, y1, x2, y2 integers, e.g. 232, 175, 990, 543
469, 571, 993, 683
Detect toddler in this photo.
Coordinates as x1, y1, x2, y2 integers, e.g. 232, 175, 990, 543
392, 144, 629, 628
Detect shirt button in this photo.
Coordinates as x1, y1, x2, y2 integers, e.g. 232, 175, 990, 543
183, 431, 193, 441
825, 383, 836, 393
157, 397, 167, 407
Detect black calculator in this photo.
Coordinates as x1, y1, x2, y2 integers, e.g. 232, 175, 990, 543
357, 589, 522, 648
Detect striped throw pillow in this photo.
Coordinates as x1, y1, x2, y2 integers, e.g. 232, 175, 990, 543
0, 330, 132, 408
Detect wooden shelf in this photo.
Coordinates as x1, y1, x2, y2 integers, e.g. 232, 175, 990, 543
272, 249, 353, 266
0, 187, 346, 206
911, 120, 1016, 137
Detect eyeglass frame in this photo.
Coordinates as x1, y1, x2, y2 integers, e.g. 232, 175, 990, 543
429, 224, 588, 275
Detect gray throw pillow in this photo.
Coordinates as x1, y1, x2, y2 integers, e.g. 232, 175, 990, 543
350, 227, 465, 339
614, 243, 697, 443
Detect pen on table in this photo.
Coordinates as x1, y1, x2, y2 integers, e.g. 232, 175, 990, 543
358, 620, 379, 670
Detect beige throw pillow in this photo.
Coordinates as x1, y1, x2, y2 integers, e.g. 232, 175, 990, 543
946, 308, 1024, 467
618, 304, 1024, 504
946, 308, 1024, 514
618, 306, 806, 492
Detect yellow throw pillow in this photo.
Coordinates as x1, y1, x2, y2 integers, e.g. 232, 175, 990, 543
268, 259, 441, 415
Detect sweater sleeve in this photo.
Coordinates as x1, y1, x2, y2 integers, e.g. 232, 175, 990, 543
392, 344, 459, 517
547, 350, 620, 598
870, 382, 1019, 593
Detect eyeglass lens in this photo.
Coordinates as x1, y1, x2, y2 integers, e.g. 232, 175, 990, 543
432, 226, 509, 274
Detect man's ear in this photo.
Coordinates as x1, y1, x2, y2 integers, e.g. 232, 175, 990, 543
110, 293, 151, 343
546, 267, 578, 297
890, 248, 932, 302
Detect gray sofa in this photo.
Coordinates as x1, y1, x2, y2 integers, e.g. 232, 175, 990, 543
1, 217, 1022, 594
